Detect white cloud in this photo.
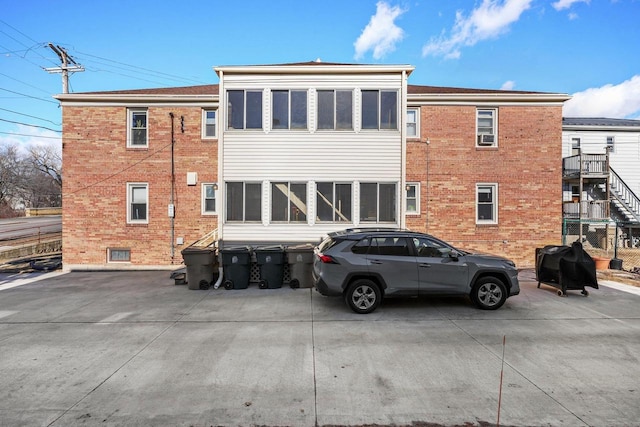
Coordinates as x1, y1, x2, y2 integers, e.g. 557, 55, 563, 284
563, 75, 640, 118
0, 125, 61, 156
422, 0, 533, 59
501, 80, 516, 90
552, 0, 589, 11
354, 1, 406, 60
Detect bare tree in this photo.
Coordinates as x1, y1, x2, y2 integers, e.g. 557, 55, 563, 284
29, 145, 62, 188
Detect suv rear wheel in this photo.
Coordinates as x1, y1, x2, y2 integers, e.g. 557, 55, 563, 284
345, 279, 381, 314
471, 276, 507, 310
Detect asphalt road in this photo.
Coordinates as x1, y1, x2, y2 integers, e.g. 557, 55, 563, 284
0, 215, 62, 241
0, 269, 638, 427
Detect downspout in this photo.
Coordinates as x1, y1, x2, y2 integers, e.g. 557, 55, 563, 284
213, 70, 225, 289
400, 70, 407, 230
169, 112, 176, 262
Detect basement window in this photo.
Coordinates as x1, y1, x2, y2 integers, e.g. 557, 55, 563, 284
108, 248, 131, 263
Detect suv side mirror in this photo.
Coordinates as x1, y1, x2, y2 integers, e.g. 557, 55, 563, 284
448, 250, 460, 261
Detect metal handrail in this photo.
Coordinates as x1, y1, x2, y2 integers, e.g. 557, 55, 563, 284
610, 167, 640, 222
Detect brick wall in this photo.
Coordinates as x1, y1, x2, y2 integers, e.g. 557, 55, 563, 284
405, 104, 563, 267
62, 106, 218, 267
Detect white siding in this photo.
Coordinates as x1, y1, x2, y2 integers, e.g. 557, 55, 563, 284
219, 71, 406, 243
562, 130, 640, 197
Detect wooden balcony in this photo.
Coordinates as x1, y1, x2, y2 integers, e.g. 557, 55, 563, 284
563, 200, 610, 220
563, 154, 608, 179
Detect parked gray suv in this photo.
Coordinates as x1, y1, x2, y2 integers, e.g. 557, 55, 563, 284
313, 228, 520, 313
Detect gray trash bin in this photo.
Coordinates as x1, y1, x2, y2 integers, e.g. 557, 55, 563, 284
181, 246, 216, 290
255, 245, 286, 289
286, 243, 315, 288
221, 246, 252, 290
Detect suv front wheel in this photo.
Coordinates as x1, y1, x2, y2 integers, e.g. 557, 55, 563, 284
345, 279, 381, 314
471, 277, 507, 310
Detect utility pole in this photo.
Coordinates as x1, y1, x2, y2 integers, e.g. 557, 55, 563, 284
44, 43, 84, 94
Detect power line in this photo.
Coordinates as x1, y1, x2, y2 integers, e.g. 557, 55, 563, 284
0, 107, 60, 125
0, 118, 60, 133
74, 50, 206, 85
0, 71, 52, 95
0, 87, 58, 104
0, 19, 57, 65
0, 131, 60, 139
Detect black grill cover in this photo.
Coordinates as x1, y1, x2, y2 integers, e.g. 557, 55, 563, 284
535, 242, 599, 290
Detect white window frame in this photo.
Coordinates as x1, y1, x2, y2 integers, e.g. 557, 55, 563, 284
107, 248, 131, 263
270, 182, 308, 223
476, 108, 497, 147
606, 136, 615, 153
127, 109, 148, 148
476, 183, 498, 224
127, 182, 149, 224
202, 109, 217, 139
361, 90, 399, 131
360, 182, 397, 223
571, 137, 581, 156
405, 182, 420, 215
226, 90, 263, 130
406, 108, 420, 138
271, 89, 308, 130
316, 182, 353, 223
317, 89, 353, 131
201, 183, 217, 215
225, 182, 262, 223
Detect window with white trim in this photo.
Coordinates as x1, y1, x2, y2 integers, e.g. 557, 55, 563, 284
127, 109, 148, 147
606, 136, 615, 153
406, 108, 419, 138
271, 182, 307, 222
317, 90, 353, 130
202, 110, 217, 138
476, 184, 498, 224
127, 183, 148, 224
202, 183, 217, 215
405, 183, 419, 214
227, 90, 263, 130
360, 183, 397, 223
362, 90, 398, 130
272, 90, 307, 130
476, 108, 497, 146
226, 182, 262, 222
571, 137, 581, 156
316, 182, 352, 222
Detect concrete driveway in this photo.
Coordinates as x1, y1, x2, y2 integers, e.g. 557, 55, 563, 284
0, 270, 638, 427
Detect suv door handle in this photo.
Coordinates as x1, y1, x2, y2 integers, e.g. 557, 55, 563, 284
370, 260, 383, 265
419, 263, 431, 268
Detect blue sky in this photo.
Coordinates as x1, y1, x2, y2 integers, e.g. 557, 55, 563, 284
2, 0, 639, 153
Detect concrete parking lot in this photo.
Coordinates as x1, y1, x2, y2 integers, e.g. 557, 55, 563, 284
0, 270, 638, 427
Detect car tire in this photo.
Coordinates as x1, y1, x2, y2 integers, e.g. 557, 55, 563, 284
345, 279, 381, 314
471, 277, 507, 310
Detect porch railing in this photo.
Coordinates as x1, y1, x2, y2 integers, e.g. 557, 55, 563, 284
562, 200, 610, 220
562, 154, 608, 178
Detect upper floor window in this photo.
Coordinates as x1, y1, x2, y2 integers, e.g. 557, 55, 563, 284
227, 90, 262, 130
360, 182, 396, 223
476, 183, 498, 224
128, 109, 148, 147
272, 90, 308, 130
406, 108, 419, 138
316, 182, 352, 223
317, 90, 353, 130
202, 183, 217, 215
202, 110, 217, 138
362, 90, 398, 130
271, 182, 307, 223
226, 182, 262, 222
127, 183, 148, 224
571, 137, 581, 156
606, 136, 615, 153
476, 108, 497, 146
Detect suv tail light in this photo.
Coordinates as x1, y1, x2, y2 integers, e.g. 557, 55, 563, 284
317, 253, 338, 264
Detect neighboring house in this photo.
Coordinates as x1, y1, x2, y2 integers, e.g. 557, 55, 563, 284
55, 61, 569, 270
561, 118, 640, 248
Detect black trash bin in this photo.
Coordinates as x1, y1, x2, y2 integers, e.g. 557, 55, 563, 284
535, 241, 599, 296
221, 246, 252, 290
610, 258, 623, 270
286, 243, 315, 288
255, 245, 286, 289
181, 246, 216, 290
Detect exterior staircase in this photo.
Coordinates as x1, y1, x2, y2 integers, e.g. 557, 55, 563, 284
609, 168, 640, 224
